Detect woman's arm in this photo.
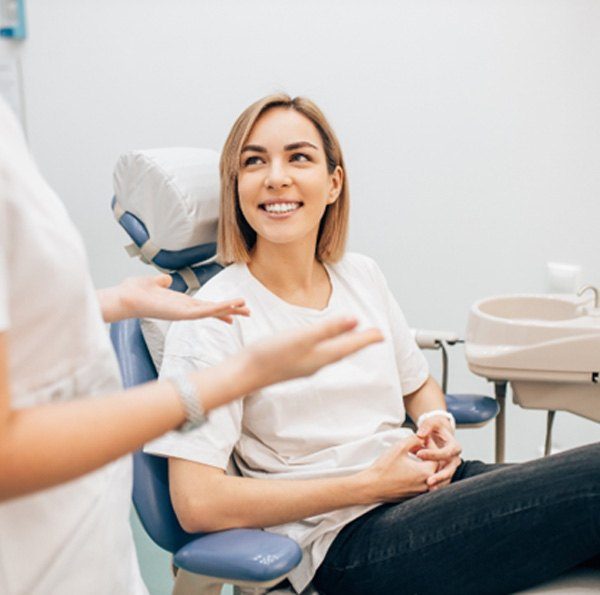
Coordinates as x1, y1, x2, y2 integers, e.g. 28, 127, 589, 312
97, 273, 250, 324
169, 435, 437, 533
403, 375, 448, 424
0, 318, 382, 501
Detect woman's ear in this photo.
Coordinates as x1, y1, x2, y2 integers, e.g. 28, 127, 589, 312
327, 166, 344, 204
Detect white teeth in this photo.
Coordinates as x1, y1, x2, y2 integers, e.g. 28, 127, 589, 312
264, 202, 300, 213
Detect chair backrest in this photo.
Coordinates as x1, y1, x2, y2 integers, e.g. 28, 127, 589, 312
109, 147, 225, 552
110, 318, 204, 553
112, 147, 221, 284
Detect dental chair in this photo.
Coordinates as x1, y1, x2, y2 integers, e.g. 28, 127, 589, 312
111, 316, 302, 595
110, 147, 561, 594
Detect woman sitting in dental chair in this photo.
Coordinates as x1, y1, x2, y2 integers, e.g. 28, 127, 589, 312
146, 94, 600, 595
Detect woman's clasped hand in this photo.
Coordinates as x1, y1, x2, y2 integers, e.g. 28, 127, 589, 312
416, 416, 463, 490
357, 424, 462, 504
357, 435, 438, 503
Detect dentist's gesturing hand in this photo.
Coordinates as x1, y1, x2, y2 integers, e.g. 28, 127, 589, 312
98, 273, 251, 323
246, 317, 384, 387
416, 418, 462, 491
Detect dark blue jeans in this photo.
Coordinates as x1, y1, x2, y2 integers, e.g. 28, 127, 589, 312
313, 442, 600, 595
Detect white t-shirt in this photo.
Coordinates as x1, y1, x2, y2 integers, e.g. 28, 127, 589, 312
145, 253, 429, 593
0, 98, 147, 595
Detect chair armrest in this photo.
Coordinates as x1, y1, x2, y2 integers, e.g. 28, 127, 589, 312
174, 528, 302, 582
411, 328, 462, 350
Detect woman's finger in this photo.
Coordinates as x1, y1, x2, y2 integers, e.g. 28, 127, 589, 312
398, 434, 427, 454
438, 425, 457, 443
416, 443, 461, 461
427, 458, 461, 488
427, 466, 453, 486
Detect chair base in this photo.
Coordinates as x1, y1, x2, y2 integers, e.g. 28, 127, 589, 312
173, 568, 291, 595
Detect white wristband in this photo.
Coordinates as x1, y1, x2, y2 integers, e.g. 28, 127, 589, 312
416, 409, 456, 432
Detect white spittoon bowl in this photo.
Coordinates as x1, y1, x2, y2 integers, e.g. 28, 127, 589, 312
465, 294, 600, 422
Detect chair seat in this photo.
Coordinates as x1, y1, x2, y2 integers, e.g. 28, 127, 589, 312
174, 528, 302, 582
446, 394, 499, 426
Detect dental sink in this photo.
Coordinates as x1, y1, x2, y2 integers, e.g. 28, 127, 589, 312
478, 295, 583, 322
465, 294, 600, 422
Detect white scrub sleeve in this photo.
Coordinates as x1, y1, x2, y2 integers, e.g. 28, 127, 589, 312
144, 317, 244, 468
0, 185, 9, 332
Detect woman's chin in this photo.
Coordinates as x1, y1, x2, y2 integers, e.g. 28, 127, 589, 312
255, 229, 317, 250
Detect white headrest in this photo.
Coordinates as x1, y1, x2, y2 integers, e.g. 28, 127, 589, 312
113, 147, 220, 251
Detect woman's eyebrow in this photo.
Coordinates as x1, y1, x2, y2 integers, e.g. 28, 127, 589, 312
284, 141, 318, 151
240, 141, 319, 154
241, 144, 266, 154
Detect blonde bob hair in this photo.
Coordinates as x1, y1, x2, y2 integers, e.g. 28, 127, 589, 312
218, 93, 349, 264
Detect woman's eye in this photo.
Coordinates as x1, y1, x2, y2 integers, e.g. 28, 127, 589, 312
290, 153, 311, 163
243, 155, 263, 167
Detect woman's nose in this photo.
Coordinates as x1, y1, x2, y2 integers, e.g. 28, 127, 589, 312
264, 161, 292, 189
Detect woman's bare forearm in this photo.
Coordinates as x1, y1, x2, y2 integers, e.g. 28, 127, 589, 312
170, 462, 371, 533
169, 434, 436, 533
403, 376, 447, 422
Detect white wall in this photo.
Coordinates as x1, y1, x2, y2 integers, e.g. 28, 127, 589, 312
2, 0, 599, 460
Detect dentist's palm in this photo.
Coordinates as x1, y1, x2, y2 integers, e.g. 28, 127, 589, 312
250, 317, 383, 385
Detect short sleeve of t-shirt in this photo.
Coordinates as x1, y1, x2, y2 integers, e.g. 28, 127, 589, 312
361, 256, 429, 395
143, 316, 244, 469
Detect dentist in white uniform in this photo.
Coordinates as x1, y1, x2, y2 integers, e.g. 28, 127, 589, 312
0, 97, 381, 594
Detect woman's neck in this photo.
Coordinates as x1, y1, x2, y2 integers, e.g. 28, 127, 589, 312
248, 239, 332, 310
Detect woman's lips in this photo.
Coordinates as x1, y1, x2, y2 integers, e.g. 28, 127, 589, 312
259, 201, 303, 217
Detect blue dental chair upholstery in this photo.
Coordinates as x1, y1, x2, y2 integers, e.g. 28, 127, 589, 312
110, 314, 303, 594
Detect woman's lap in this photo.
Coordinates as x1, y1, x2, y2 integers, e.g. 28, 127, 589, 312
314, 442, 600, 595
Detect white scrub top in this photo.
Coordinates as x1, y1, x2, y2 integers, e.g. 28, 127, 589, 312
0, 98, 147, 594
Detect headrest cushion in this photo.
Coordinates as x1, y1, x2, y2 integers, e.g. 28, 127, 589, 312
113, 147, 220, 251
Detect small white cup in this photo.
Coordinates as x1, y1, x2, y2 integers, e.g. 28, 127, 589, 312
546, 262, 582, 293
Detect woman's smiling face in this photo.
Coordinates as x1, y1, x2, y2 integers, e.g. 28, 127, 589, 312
237, 107, 342, 251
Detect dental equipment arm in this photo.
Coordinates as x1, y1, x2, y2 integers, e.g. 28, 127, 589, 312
411, 327, 463, 393
411, 328, 461, 349
97, 273, 250, 324
0, 318, 381, 501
